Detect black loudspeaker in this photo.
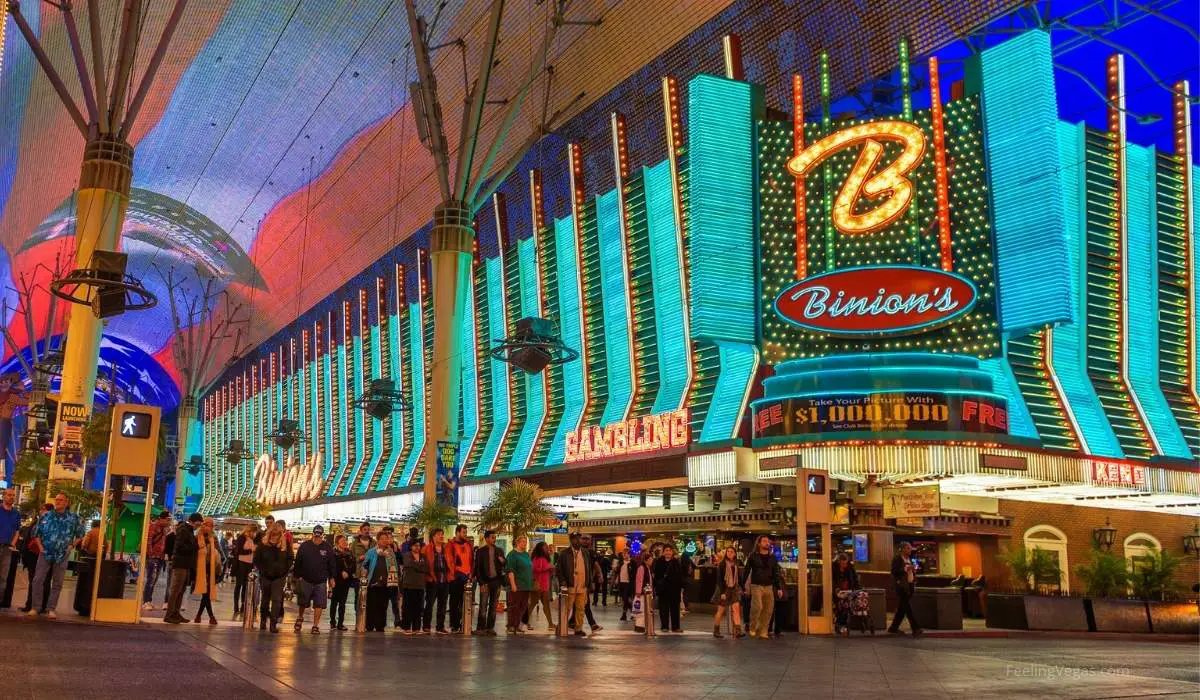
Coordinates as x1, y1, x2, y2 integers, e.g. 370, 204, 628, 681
90, 251, 128, 319
515, 316, 554, 339
226, 440, 245, 463
367, 400, 391, 420
274, 421, 298, 450
510, 345, 552, 374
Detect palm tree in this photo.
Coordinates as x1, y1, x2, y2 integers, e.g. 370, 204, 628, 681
402, 500, 460, 537
476, 479, 556, 542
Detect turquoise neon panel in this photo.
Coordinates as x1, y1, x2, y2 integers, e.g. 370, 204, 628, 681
687, 74, 756, 344
378, 310, 405, 489
459, 275, 481, 472
1126, 145, 1192, 458
980, 30, 1074, 334
328, 344, 351, 496
979, 357, 1039, 440
308, 360, 319, 470
322, 354, 335, 479
1192, 165, 1200, 406
510, 237, 546, 470
596, 190, 633, 425
699, 341, 757, 442
1050, 122, 1125, 458
358, 325, 385, 492
547, 215, 586, 465
274, 380, 284, 467
341, 334, 368, 495
477, 257, 512, 474
399, 303, 426, 485
645, 161, 689, 414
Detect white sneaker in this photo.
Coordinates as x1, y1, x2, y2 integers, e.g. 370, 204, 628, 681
142, 602, 154, 611
47, 611, 57, 620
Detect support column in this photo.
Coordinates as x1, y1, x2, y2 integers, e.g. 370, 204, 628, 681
424, 201, 474, 505
49, 136, 132, 482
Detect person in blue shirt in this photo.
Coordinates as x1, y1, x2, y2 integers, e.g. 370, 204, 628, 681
0, 489, 22, 606
28, 492, 85, 619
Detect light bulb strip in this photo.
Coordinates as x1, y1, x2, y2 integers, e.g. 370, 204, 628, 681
929, 56, 953, 271
792, 73, 807, 279
1174, 81, 1200, 424
819, 52, 834, 271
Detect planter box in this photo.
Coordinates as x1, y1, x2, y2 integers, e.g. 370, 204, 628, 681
913, 586, 963, 630
985, 593, 1088, 631
1146, 601, 1200, 635
1087, 598, 1151, 633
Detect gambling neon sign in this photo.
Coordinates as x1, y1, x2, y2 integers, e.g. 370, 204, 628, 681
564, 408, 689, 464
788, 120, 926, 235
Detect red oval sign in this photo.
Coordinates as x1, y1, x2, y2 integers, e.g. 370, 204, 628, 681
774, 265, 978, 336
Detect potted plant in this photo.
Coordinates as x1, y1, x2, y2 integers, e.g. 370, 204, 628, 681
1075, 546, 1146, 632
987, 546, 1087, 630
476, 478, 556, 543
1131, 547, 1197, 634
401, 500, 460, 538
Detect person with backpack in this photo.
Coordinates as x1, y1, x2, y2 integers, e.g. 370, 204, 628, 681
253, 524, 290, 633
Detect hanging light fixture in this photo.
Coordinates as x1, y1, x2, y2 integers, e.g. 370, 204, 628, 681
1092, 517, 1117, 551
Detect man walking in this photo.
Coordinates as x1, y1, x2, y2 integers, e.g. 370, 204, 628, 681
473, 529, 505, 635
0, 489, 21, 608
292, 525, 336, 634
555, 532, 594, 637
423, 527, 450, 634
350, 522, 374, 617
28, 492, 85, 619
572, 535, 602, 632
742, 535, 783, 639
888, 541, 923, 638
447, 524, 473, 633
163, 514, 201, 624
142, 511, 171, 610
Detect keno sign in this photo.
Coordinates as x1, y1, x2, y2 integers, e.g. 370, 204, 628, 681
1089, 460, 1147, 489
774, 265, 977, 336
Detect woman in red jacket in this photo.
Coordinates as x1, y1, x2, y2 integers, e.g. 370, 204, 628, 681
528, 542, 555, 630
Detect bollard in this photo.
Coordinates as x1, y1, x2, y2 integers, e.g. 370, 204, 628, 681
556, 588, 569, 638
463, 581, 476, 635
242, 570, 258, 630
355, 569, 368, 633
643, 587, 656, 638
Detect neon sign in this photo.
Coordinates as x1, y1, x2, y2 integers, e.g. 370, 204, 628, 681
1089, 460, 1146, 489
564, 408, 689, 464
787, 120, 926, 235
254, 452, 326, 506
774, 265, 977, 336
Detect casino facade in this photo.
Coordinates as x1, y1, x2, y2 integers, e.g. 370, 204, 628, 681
196, 12, 1198, 598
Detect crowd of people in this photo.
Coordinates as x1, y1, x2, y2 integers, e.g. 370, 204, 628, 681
1, 490, 923, 640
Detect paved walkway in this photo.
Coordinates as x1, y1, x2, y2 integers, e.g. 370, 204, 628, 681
2, 575, 1197, 699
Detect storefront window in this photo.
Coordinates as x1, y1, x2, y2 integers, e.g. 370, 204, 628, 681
1123, 533, 1161, 576
1023, 525, 1069, 593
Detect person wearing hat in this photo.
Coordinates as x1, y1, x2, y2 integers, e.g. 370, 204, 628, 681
292, 525, 336, 634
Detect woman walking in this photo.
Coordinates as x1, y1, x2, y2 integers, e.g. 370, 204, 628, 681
631, 550, 653, 633
192, 517, 221, 625
330, 535, 355, 631
504, 535, 533, 635
528, 542, 555, 631
363, 530, 399, 632
615, 551, 633, 621
712, 546, 745, 638
254, 524, 289, 633
400, 540, 428, 634
231, 524, 258, 619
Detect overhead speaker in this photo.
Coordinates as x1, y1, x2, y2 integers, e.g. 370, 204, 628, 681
91, 251, 128, 318
367, 400, 391, 420
510, 345, 552, 374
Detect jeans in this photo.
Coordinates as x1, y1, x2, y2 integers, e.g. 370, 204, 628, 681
196, 593, 215, 621
448, 577, 467, 631
748, 584, 776, 637
402, 587, 424, 631
260, 577, 284, 624
889, 583, 921, 633
32, 555, 69, 613
423, 581, 448, 631
391, 587, 402, 626
566, 589, 587, 632
658, 587, 681, 630
142, 558, 164, 604
619, 582, 633, 616
528, 588, 553, 627
476, 580, 500, 631
0, 545, 12, 603
165, 566, 191, 619
366, 586, 394, 631
506, 590, 529, 631
331, 582, 350, 627
231, 562, 251, 613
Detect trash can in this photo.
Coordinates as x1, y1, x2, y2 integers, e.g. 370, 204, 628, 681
74, 556, 95, 616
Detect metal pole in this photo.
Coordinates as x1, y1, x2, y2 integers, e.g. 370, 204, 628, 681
61, 2, 100, 132
452, 0, 505, 201
87, 0, 109, 134
556, 587, 567, 637
120, 0, 190, 138
463, 580, 475, 635
8, 3, 89, 136
242, 570, 258, 629
404, 0, 451, 200
108, 0, 141, 128
355, 567, 367, 632
643, 587, 656, 637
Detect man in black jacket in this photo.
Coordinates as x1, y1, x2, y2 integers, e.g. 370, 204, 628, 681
472, 530, 505, 635
652, 544, 685, 632
164, 514, 201, 624
554, 532, 594, 636
742, 535, 783, 639
888, 542, 922, 637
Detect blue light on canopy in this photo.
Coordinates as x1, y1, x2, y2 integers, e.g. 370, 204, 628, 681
547, 215, 585, 466
596, 190, 633, 425
644, 161, 689, 414
510, 237, 545, 471
476, 256, 511, 475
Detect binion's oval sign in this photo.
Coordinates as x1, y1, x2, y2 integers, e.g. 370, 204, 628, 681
774, 265, 977, 336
